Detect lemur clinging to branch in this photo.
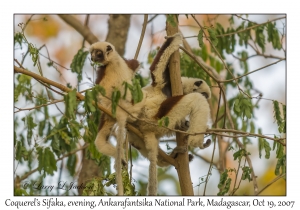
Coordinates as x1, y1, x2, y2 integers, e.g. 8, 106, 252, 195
90, 33, 211, 196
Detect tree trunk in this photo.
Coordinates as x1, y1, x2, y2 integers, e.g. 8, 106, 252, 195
77, 14, 131, 195
166, 15, 194, 195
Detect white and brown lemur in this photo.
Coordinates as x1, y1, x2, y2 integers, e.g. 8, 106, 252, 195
89, 33, 211, 195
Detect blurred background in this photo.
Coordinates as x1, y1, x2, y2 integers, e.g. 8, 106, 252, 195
14, 14, 286, 195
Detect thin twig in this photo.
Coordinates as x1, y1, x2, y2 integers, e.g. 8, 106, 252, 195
217, 16, 286, 38
82, 15, 90, 48
147, 14, 158, 23
134, 15, 148, 60
222, 59, 285, 83
203, 86, 223, 195
14, 99, 64, 113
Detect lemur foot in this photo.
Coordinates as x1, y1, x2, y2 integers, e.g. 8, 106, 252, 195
188, 135, 211, 149
171, 146, 194, 162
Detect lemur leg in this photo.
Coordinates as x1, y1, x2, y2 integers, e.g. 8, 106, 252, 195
95, 114, 126, 195
143, 132, 158, 195
128, 131, 194, 167
128, 131, 149, 158
157, 93, 211, 149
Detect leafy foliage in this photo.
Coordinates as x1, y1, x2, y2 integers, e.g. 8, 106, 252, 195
37, 147, 57, 177
14, 32, 23, 49
233, 95, 253, 119
123, 77, 144, 104
258, 129, 271, 159
217, 169, 231, 196
22, 115, 37, 145
82, 169, 136, 196
70, 48, 89, 83
14, 74, 32, 102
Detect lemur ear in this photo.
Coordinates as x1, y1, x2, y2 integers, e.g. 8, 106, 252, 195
201, 92, 209, 99
106, 45, 113, 53
194, 80, 203, 87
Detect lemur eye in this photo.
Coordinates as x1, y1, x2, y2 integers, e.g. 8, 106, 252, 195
194, 81, 203, 87
96, 50, 103, 56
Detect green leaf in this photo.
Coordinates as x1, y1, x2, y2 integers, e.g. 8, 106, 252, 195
67, 154, 77, 176
276, 142, 284, 159
197, 29, 204, 47
241, 166, 252, 182
70, 48, 89, 83
255, 25, 266, 53
131, 78, 144, 104
208, 28, 218, 46
58, 130, 71, 145
234, 99, 240, 112
267, 22, 282, 50
26, 116, 37, 145
38, 120, 46, 136
14, 74, 32, 102
37, 147, 57, 176
263, 139, 271, 159
14, 32, 23, 49
69, 120, 82, 138
233, 149, 246, 161
217, 169, 231, 196
111, 89, 121, 117
158, 116, 169, 127
64, 89, 77, 120
166, 15, 178, 27
273, 100, 285, 133
275, 154, 286, 176
28, 43, 39, 66
84, 90, 96, 113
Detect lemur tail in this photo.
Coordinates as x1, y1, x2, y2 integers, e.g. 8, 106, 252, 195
149, 33, 182, 90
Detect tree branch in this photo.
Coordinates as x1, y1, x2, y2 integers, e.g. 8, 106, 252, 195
166, 15, 194, 196
14, 65, 177, 167
58, 15, 99, 44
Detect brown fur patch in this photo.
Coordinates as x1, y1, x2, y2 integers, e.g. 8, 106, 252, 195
155, 95, 184, 119
95, 65, 106, 84
161, 65, 172, 98
149, 37, 174, 86
131, 143, 141, 150
124, 58, 139, 71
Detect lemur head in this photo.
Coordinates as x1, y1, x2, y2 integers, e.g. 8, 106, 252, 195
90, 42, 117, 65
181, 77, 211, 99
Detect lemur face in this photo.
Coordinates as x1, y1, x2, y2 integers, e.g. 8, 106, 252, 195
90, 42, 115, 64
193, 80, 210, 99
182, 77, 211, 99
